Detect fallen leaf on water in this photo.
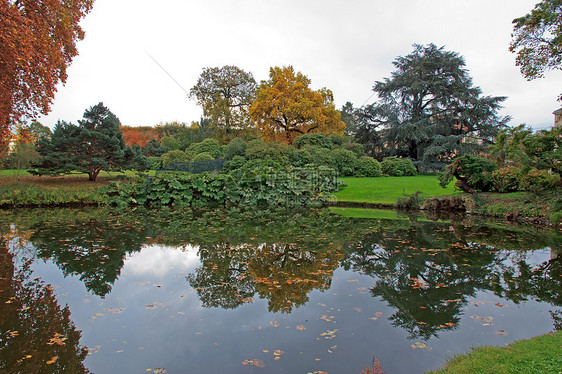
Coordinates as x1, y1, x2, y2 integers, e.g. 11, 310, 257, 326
105, 308, 125, 314
471, 315, 493, 324
48, 333, 67, 346
370, 312, 383, 321
270, 321, 280, 327
296, 324, 306, 331
411, 342, 427, 350
46, 356, 58, 365
347, 279, 359, 282
495, 330, 509, 336
320, 329, 339, 340
273, 350, 284, 356
320, 315, 335, 322
495, 303, 508, 308
153, 369, 167, 374
242, 359, 265, 367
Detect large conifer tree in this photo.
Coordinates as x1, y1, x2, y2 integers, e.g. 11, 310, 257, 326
356, 44, 509, 169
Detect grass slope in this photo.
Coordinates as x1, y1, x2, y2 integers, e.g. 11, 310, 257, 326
429, 331, 562, 374
334, 175, 457, 205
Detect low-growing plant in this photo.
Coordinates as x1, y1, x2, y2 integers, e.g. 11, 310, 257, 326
381, 157, 417, 176
356, 156, 382, 177
396, 191, 427, 209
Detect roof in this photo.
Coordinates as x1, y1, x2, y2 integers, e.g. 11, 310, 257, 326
554, 108, 562, 115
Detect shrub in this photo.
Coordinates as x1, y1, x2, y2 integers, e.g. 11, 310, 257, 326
356, 156, 382, 177
193, 152, 214, 162
492, 167, 521, 192
225, 155, 246, 171
439, 155, 497, 193
223, 137, 247, 160
293, 133, 333, 149
187, 138, 222, 158
519, 169, 560, 191
147, 156, 162, 170
162, 150, 190, 167
381, 157, 417, 176
331, 148, 358, 176
396, 191, 426, 209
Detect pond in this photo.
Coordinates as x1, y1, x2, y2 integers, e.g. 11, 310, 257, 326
1, 207, 560, 373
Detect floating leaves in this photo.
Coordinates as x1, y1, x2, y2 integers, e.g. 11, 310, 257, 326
495, 329, 509, 336
105, 307, 125, 314
296, 324, 306, 331
370, 312, 383, 321
320, 329, 338, 340
471, 315, 494, 326
146, 302, 165, 310
47, 332, 67, 346
270, 321, 280, 327
242, 359, 265, 367
273, 349, 285, 361
46, 356, 58, 365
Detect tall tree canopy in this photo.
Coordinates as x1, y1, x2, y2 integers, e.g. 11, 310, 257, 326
249, 66, 345, 144
510, 0, 562, 100
0, 0, 94, 156
356, 44, 508, 169
189, 65, 256, 142
34, 103, 148, 181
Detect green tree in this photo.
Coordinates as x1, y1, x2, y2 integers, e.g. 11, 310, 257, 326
357, 44, 508, 168
491, 124, 562, 176
510, 0, 562, 100
33, 103, 149, 181
190, 66, 256, 141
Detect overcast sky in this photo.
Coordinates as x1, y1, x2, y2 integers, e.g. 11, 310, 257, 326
38, 0, 561, 131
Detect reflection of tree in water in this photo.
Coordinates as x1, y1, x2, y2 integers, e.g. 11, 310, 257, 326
342, 220, 562, 340
29, 215, 148, 297
0, 240, 90, 373
249, 243, 342, 313
187, 243, 255, 309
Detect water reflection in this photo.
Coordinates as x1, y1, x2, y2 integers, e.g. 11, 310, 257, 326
0, 240, 89, 373
0, 207, 561, 372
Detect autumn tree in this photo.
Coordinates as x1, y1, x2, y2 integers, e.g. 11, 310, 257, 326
120, 125, 159, 147
357, 44, 508, 168
510, 0, 562, 100
249, 66, 345, 144
33, 103, 149, 181
190, 66, 257, 142
0, 0, 94, 157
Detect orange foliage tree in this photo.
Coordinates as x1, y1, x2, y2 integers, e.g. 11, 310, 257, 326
249, 66, 345, 144
120, 126, 159, 147
0, 0, 93, 156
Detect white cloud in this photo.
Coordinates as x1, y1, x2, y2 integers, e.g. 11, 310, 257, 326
123, 245, 200, 277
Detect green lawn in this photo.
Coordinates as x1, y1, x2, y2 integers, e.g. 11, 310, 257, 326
429, 331, 562, 374
334, 175, 458, 205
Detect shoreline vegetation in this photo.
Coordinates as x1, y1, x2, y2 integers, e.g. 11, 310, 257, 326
427, 331, 562, 374
0, 172, 560, 229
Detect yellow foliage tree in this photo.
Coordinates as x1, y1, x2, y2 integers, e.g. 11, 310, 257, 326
249, 66, 345, 144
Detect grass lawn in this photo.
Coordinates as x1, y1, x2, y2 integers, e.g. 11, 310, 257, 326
429, 331, 562, 374
334, 175, 458, 205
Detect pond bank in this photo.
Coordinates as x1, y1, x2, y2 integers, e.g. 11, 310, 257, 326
428, 331, 562, 374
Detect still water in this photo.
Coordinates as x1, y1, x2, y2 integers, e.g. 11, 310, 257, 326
1, 207, 560, 373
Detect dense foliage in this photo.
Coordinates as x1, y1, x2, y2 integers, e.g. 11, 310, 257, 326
355, 44, 508, 170
32, 103, 149, 181
250, 66, 345, 144
190, 66, 257, 142
510, 0, 562, 100
0, 0, 93, 157
103, 163, 342, 208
